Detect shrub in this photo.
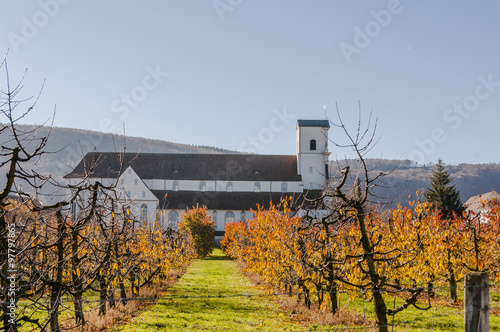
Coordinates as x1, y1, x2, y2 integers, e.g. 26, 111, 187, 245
179, 205, 215, 258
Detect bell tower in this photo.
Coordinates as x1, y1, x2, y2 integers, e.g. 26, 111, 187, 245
296, 120, 330, 190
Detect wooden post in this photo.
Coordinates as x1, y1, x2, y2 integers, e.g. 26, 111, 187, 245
465, 272, 489, 332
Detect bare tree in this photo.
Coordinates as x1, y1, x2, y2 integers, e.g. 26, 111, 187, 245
298, 105, 431, 332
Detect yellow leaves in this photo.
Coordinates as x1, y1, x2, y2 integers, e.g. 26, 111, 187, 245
94, 238, 98, 247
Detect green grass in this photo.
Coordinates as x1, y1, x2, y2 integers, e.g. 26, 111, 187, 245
2, 289, 102, 331
113, 249, 303, 331
326, 285, 500, 331
111, 250, 500, 331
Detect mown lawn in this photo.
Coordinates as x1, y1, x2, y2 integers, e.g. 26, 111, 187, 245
113, 249, 303, 331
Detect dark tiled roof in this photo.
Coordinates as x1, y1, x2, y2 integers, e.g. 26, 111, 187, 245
152, 190, 323, 211
297, 119, 330, 128
64, 152, 302, 181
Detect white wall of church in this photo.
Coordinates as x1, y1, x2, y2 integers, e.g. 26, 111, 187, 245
142, 179, 302, 193
157, 209, 254, 232
117, 167, 159, 223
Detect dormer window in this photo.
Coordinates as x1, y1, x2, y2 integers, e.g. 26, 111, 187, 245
281, 182, 287, 192
226, 182, 233, 192
200, 181, 206, 192
254, 182, 261, 192
172, 181, 179, 191
310, 139, 317, 151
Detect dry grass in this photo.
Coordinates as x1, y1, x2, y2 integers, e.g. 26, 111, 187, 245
236, 261, 369, 329
60, 270, 185, 332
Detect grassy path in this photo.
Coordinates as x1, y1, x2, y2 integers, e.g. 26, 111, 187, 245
113, 249, 303, 331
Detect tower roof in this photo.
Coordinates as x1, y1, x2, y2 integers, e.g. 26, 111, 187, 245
297, 119, 330, 128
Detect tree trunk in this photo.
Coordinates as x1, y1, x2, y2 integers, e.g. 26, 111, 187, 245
328, 267, 339, 315
449, 270, 458, 303
316, 283, 324, 310
329, 282, 339, 315
109, 286, 116, 308
50, 211, 65, 332
98, 276, 107, 315
119, 277, 128, 305
447, 249, 458, 303
358, 210, 388, 332
71, 232, 84, 325
303, 286, 311, 309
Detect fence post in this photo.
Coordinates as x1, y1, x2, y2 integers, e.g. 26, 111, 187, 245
464, 272, 489, 332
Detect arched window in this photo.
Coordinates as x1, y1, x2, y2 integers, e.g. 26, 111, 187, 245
224, 211, 235, 225
200, 181, 206, 191
310, 139, 317, 151
140, 204, 148, 222
281, 182, 288, 192
212, 211, 217, 222
226, 182, 233, 192
254, 182, 261, 192
168, 211, 179, 228
241, 211, 246, 221
172, 181, 179, 191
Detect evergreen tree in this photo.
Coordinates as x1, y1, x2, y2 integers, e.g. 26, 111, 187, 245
425, 160, 464, 303
425, 159, 465, 219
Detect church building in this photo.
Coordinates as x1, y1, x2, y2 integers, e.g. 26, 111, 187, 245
64, 120, 330, 235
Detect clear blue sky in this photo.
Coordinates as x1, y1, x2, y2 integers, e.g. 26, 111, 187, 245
1, 1, 499, 165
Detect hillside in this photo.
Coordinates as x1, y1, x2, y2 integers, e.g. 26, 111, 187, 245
330, 159, 500, 207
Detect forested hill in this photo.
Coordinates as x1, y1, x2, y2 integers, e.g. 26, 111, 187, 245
0, 124, 236, 184
329, 159, 500, 207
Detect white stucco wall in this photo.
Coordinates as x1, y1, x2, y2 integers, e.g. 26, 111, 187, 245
157, 208, 255, 232
117, 167, 159, 223
296, 124, 329, 190
140, 179, 302, 193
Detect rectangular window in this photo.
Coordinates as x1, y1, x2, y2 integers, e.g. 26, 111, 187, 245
309, 167, 313, 174
134, 179, 138, 185
142, 191, 146, 198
